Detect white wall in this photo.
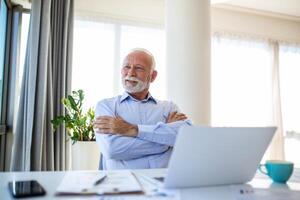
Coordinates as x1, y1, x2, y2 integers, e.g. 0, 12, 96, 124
75, 0, 165, 27
75, 0, 300, 42
211, 6, 300, 42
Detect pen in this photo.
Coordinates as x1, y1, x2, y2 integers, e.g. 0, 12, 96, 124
94, 175, 107, 186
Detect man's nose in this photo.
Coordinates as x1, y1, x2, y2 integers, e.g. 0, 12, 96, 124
127, 66, 136, 76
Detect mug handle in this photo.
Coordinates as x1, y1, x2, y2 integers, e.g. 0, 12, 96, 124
258, 164, 268, 175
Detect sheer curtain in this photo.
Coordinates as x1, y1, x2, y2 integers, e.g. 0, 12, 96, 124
212, 33, 273, 127
279, 43, 300, 166
211, 32, 285, 161
269, 41, 285, 160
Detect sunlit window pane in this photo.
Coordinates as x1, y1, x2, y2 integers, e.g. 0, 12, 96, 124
19, 13, 30, 83
15, 13, 30, 128
211, 37, 273, 127
72, 20, 115, 111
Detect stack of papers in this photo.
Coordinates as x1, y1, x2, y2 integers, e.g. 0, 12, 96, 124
56, 170, 143, 195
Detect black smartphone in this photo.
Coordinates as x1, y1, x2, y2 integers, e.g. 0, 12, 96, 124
8, 180, 46, 198
154, 177, 165, 182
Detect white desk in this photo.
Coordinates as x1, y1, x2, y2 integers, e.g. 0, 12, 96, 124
1, 168, 300, 199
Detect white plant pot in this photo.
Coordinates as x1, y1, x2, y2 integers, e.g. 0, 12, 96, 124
71, 141, 100, 170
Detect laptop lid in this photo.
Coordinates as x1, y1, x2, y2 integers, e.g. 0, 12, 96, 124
164, 126, 276, 188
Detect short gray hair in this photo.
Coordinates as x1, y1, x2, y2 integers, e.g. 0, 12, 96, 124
128, 48, 156, 71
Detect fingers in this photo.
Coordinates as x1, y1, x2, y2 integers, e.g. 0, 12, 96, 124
167, 111, 188, 123
169, 112, 186, 118
93, 123, 111, 134
168, 111, 177, 118
94, 116, 115, 134
94, 123, 111, 129
167, 111, 177, 122
94, 116, 117, 125
93, 115, 127, 135
175, 113, 187, 119
93, 120, 112, 129
94, 128, 110, 134
176, 116, 187, 121
173, 113, 187, 121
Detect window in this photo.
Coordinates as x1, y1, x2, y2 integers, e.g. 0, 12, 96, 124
72, 20, 115, 111
72, 20, 165, 111
73, 19, 300, 166
18, 13, 30, 91
12, 12, 30, 129
0, 0, 8, 117
211, 36, 273, 127
211, 35, 300, 166
279, 44, 300, 167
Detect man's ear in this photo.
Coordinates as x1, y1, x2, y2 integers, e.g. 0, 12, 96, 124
150, 70, 158, 82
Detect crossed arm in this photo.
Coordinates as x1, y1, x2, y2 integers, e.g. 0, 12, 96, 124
94, 111, 187, 137
94, 101, 191, 160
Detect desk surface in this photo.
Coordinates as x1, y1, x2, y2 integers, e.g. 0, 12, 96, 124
1, 168, 300, 200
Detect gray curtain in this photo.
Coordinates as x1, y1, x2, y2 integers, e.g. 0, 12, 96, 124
0, 4, 23, 171
11, 0, 74, 171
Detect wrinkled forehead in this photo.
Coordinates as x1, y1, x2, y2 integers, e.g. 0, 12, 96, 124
123, 51, 152, 69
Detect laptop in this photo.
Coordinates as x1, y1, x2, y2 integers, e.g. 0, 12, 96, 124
162, 126, 276, 188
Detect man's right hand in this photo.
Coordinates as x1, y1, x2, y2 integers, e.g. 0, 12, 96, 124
93, 116, 138, 137
167, 111, 187, 123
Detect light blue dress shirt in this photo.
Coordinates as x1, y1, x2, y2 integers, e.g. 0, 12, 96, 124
95, 92, 192, 169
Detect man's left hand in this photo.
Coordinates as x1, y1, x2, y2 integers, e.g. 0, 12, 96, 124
167, 111, 187, 123
93, 116, 138, 137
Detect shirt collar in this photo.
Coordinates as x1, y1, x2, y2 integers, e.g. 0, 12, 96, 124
120, 92, 157, 104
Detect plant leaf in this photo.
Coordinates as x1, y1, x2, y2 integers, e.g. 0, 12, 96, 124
51, 89, 96, 143
68, 95, 78, 112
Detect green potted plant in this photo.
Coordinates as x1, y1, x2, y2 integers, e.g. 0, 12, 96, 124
51, 90, 95, 144
51, 90, 100, 170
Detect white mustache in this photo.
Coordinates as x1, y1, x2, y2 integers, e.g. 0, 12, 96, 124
122, 76, 149, 93
124, 76, 142, 82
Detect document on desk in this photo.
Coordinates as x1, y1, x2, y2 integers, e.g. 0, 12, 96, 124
56, 170, 143, 195
90, 173, 181, 200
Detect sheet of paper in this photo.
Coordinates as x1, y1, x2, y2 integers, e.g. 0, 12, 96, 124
56, 171, 107, 194
134, 173, 181, 200
56, 170, 143, 195
94, 170, 143, 194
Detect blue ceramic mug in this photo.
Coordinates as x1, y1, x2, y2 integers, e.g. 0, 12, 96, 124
259, 160, 294, 183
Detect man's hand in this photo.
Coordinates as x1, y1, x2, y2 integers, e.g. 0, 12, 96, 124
93, 116, 138, 137
167, 111, 187, 123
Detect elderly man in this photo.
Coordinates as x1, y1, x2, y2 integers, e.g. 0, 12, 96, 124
93, 48, 191, 169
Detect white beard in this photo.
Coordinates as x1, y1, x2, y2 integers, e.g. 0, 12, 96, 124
122, 76, 150, 93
